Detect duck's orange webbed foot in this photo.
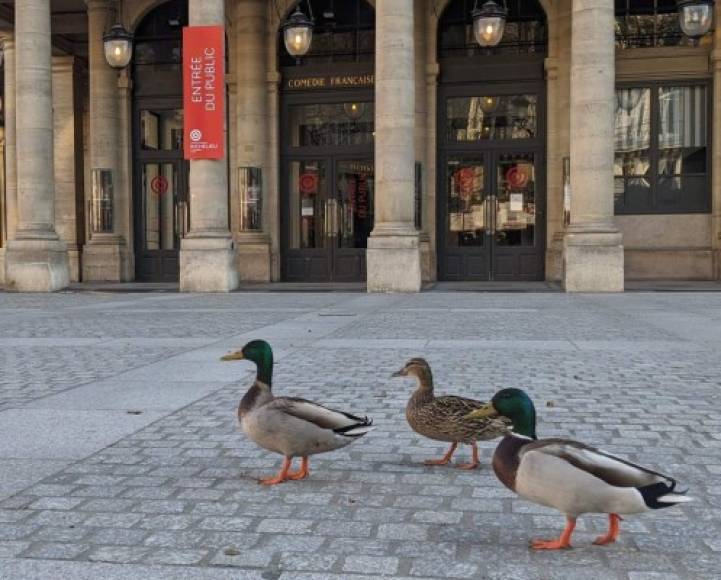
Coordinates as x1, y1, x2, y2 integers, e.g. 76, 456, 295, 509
593, 513, 622, 546
456, 442, 480, 470
287, 457, 310, 480
258, 457, 292, 486
531, 517, 576, 551
425, 442, 458, 466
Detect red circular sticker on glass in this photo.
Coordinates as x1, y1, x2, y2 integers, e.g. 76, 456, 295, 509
151, 175, 169, 195
299, 173, 318, 195
506, 166, 529, 189
458, 167, 475, 197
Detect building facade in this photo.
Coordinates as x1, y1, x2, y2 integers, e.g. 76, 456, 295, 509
0, 0, 718, 292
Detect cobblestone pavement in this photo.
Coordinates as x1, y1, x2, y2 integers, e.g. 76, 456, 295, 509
0, 290, 720, 579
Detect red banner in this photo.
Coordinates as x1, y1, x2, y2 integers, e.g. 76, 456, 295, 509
183, 26, 225, 160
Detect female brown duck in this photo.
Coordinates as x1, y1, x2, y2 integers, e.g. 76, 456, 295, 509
393, 358, 510, 469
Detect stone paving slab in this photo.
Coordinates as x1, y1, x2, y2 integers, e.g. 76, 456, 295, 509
0, 460, 70, 501
0, 409, 166, 459
0, 291, 719, 579
21, 380, 239, 412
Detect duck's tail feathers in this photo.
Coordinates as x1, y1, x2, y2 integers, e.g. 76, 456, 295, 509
657, 492, 693, 504
334, 417, 374, 438
638, 479, 692, 509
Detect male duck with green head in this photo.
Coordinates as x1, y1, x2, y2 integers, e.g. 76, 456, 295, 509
221, 340, 374, 485
467, 388, 691, 550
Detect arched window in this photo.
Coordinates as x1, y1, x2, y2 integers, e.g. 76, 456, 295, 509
278, 0, 375, 67
438, 0, 547, 58
615, 0, 711, 48
134, 1, 188, 72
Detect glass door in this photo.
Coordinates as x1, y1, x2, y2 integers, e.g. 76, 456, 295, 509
332, 159, 374, 281
135, 160, 189, 282
440, 155, 492, 280
284, 159, 332, 281
438, 152, 543, 281
283, 157, 374, 282
492, 152, 543, 280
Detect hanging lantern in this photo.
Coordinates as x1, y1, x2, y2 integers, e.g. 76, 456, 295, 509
282, 5, 315, 59
677, 0, 714, 39
103, 23, 134, 69
472, 0, 508, 48
343, 102, 365, 121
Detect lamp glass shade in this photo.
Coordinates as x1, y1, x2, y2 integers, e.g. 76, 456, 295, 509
678, 1, 714, 38
479, 96, 499, 114
343, 102, 365, 120
283, 8, 314, 57
472, 1, 507, 48
103, 24, 133, 69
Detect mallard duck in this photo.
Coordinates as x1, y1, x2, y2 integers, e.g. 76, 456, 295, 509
466, 388, 691, 550
221, 339, 374, 485
392, 358, 511, 469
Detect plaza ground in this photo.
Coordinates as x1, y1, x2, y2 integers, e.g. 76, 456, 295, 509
0, 290, 720, 579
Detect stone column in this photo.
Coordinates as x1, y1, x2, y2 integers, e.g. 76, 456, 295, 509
234, 0, 271, 281
712, 2, 721, 279
84, 0, 131, 282
5, 0, 70, 291
52, 57, 83, 282
425, 5, 440, 284
367, 0, 422, 292
180, 0, 238, 292
563, 0, 623, 292
1, 34, 17, 285
2, 35, 17, 245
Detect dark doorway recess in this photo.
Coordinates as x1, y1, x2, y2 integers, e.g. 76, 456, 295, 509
132, 0, 189, 282
279, 0, 375, 282
437, 0, 548, 281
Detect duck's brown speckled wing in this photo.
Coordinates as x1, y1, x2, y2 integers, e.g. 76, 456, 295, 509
407, 395, 511, 444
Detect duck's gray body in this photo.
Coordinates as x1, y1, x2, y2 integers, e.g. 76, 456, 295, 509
494, 434, 690, 518
239, 381, 374, 458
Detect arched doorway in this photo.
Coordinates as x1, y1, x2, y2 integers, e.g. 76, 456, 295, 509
279, 0, 376, 282
132, 0, 189, 282
437, 0, 548, 281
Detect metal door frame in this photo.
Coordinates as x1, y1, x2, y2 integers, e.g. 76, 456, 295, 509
437, 80, 547, 281
279, 88, 374, 282
132, 97, 189, 282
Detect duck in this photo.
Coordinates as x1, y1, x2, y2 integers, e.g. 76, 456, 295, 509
392, 358, 511, 469
465, 388, 691, 550
221, 339, 374, 485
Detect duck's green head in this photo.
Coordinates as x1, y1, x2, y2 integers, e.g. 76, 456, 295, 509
466, 388, 537, 439
221, 339, 273, 386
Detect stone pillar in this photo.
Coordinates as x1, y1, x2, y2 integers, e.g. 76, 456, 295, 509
1, 34, 17, 286
234, 0, 271, 281
5, 0, 70, 291
83, 0, 132, 281
180, 0, 238, 292
52, 57, 83, 282
712, 2, 721, 279
563, 0, 623, 292
367, 0, 422, 292
425, 6, 440, 284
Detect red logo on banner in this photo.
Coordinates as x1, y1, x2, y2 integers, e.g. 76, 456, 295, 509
151, 176, 169, 195
183, 26, 225, 160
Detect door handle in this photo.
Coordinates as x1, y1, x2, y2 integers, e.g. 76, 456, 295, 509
323, 200, 331, 239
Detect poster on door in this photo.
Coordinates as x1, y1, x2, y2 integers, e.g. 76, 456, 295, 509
183, 26, 225, 160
